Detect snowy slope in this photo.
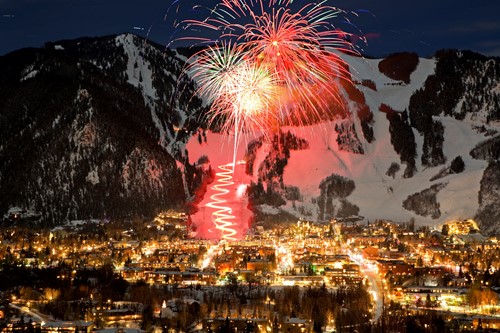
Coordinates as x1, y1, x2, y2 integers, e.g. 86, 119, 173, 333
185, 52, 498, 230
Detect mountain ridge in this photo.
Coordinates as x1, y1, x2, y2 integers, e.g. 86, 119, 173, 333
1, 34, 499, 235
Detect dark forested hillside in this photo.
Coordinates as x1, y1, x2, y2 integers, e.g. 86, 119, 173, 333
0, 34, 203, 224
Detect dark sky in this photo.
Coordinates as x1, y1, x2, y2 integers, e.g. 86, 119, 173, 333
1, 0, 500, 58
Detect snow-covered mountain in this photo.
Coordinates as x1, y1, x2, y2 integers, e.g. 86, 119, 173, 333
186, 51, 500, 235
0, 34, 205, 224
1, 34, 499, 234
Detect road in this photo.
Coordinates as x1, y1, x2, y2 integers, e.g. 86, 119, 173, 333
347, 250, 384, 322
9, 303, 50, 324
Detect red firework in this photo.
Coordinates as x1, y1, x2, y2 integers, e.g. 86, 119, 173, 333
179, 0, 358, 127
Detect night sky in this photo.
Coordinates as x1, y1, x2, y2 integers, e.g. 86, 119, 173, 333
1, 0, 500, 58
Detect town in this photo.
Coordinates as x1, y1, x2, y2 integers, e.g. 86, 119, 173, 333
0, 212, 499, 333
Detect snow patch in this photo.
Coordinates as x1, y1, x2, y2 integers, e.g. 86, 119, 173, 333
86, 169, 100, 185
20, 63, 39, 81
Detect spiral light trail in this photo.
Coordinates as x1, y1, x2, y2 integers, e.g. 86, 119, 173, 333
206, 162, 239, 241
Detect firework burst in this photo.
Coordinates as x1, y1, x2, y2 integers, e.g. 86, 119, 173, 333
187, 41, 279, 164
198, 48, 278, 134
177, 0, 358, 128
